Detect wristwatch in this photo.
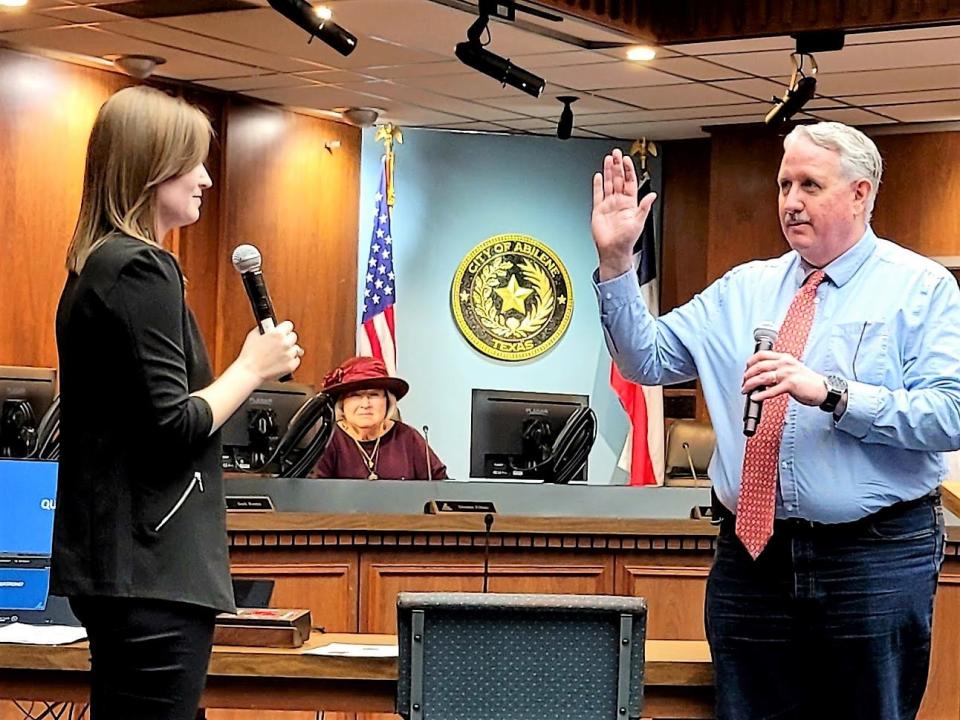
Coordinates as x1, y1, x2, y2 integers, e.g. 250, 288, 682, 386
819, 374, 848, 413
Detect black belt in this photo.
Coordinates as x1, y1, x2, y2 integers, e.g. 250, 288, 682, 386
712, 488, 939, 532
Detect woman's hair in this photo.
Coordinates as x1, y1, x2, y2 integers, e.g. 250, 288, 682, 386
335, 390, 399, 424
66, 86, 213, 273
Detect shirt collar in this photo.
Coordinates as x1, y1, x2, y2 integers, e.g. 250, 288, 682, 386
794, 226, 876, 288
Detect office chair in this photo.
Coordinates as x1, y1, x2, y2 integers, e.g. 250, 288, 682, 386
663, 419, 715, 487
397, 592, 647, 720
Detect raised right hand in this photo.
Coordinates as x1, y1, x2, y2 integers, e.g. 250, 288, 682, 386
591, 148, 657, 281
238, 320, 303, 382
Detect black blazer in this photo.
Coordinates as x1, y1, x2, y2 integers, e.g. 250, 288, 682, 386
52, 235, 235, 613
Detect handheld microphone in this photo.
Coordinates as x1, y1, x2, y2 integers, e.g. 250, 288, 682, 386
231, 244, 292, 382
743, 323, 778, 437
422, 425, 432, 482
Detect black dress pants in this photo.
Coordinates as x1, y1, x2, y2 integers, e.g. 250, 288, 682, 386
69, 596, 216, 720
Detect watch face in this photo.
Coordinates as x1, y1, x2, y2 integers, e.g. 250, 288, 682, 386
827, 375, 848, 393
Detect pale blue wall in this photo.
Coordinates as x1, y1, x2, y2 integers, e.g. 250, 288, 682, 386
356, 128, 661, 484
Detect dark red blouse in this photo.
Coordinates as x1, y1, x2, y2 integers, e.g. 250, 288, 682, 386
308, 421, 447, 480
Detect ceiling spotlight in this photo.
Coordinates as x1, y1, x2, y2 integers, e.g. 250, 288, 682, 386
112, 54, 166, 80
556, 96, 577, 140
340, 107, 380, 127
764, 52, 817, 127
454, 0, 547, 98
626, 46, 656, 62
267, 0, 357, 57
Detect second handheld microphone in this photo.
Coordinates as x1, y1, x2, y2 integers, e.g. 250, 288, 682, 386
743, 323, 778, 437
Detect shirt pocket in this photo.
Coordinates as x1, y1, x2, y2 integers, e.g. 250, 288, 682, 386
828, 320, 893, 386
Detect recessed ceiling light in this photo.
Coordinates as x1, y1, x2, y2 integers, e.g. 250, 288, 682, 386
626, 46, 657, 62
0, 0, 29, 8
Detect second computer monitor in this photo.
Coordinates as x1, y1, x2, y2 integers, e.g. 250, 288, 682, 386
470, 388, 589, 482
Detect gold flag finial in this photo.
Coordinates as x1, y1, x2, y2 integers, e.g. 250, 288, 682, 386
375, 123, 403, 207
629, 137, 658, 182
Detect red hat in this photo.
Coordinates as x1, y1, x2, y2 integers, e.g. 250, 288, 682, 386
321, 356, 409, 400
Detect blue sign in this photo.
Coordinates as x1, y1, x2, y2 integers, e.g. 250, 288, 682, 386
0, 459, 58, 610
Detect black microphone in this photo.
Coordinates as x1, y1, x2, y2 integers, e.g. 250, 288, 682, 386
482, 513, 494, 593
422, 425, 433, 482
764, 75, 817, 126
743, 323, 778, 437
232, 244, 292, 382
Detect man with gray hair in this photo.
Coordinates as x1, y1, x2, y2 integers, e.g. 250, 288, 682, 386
591, 121, 960, 719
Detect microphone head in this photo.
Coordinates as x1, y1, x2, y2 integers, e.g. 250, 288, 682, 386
754, 323, 779, 342
232, 244, 262, 273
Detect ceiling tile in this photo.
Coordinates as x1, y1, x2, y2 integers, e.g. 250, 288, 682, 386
816, 65, 960, 96
401, 72, 524, 100
204, 73, 313, 91
709, 77, 789, 102
244, 83, 389, 109
37, 6, 124, 24
842, 88, 960, 106
709, 36, 960, 76
105, 19, 317, 73
804, 107, 897, 125
431, 121, 515, 132
599, 83, 751, 109
667, 35, 794, 56
537, 61, 687, 91
471, 91, 626, 118
0, 11, 62, 33
370, 61, 466, 79
870, 100, 960, 123
846, 25, 960, 44
0, 24, 256, 79
510, 50, 620, 69
647, 56, 747, 81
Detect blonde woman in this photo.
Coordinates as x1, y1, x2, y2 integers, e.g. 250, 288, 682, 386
52, 86, 303, 720
308, 356, 447, 480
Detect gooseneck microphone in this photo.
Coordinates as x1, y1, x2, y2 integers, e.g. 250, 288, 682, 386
422, 425, 432, 482
743, 323, 778, 437
232, 244, 292, 382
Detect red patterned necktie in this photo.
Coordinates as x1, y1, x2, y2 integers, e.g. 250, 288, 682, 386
736, 270, 826, 559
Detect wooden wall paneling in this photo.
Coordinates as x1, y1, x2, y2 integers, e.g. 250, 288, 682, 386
216, 100, 361, 388
208, 549, 360, 720
359, 550, 615, 634
0, 48, 132, 368
870, 131, 960, 259
660, 139, 711, 314
918, 562, 960, 720
176, 87, 227, 348
616, 554, 710, 641
704, 128, 785, 286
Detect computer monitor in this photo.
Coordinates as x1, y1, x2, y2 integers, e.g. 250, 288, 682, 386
221, 380, 314, 473
470, 389, 590, 482
0, 459, 58, 611
0, 366, 57, 459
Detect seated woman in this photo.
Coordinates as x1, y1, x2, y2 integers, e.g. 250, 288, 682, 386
308, 356, 447, 480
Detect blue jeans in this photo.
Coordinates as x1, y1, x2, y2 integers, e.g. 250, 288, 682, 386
706, 496, 945, 720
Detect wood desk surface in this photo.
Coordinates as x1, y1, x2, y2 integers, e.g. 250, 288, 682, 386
0, 633, 713, 687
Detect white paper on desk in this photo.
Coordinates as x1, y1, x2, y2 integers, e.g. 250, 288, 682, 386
0, 622, 87, 645
305, 642, 398, 657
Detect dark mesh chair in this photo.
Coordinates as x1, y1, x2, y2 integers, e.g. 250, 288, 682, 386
397, 592, 647, 720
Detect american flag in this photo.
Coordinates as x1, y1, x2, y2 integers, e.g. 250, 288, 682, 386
609, 175, 664, 486
357, 162, 397, 375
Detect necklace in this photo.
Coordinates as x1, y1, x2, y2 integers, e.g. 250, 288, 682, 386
351, 434, 382, 480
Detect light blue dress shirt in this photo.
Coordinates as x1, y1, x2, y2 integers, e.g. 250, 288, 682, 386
596, 228, 960, 522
